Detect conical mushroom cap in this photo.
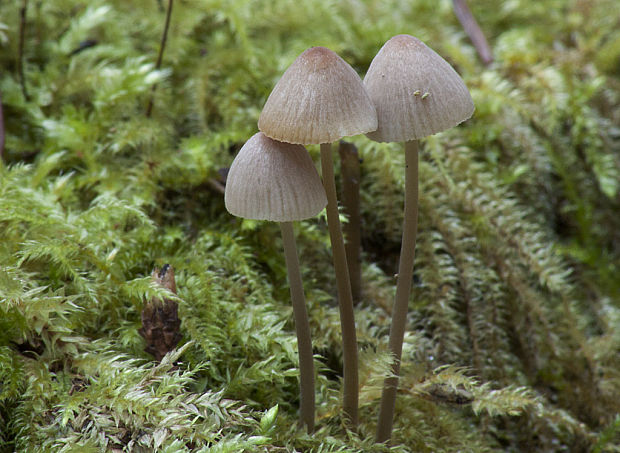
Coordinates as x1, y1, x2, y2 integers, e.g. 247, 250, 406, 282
258, 46, 378, 145
225, 132, 327, 222
364, 35, 474, 143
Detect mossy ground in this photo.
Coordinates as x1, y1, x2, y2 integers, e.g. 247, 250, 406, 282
1, 0, 619, 451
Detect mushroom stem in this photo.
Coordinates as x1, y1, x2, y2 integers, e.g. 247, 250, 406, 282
280, 221, 315, 433
376, 139, 419, 443
320, 143, 359, 429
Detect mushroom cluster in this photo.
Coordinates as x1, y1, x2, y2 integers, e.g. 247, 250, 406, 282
223, 35, 473, 441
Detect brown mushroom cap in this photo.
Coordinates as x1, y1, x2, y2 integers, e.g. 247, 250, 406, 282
225, 132, 327, 222
258, 46, 378, 145
364, 35, 474, 143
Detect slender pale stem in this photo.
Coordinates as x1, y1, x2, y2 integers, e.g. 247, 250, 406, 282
320, 143, 359, 428
280, 221, 315, 433
376, 139, 419, 443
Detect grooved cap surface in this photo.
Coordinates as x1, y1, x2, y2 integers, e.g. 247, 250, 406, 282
364, 35, 474, 142
258, 46, 378, 144
225, 132, 327, 222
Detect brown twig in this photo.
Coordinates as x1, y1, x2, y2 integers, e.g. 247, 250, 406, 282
18, 0, 29, 101
452, 0, 493, 66
146, 0, 174, 118
207, 178, 226, 195
338, 141, 362, 304
0, 91, 5, 161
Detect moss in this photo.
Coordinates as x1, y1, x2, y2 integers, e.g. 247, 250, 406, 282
1, 0, 619, 451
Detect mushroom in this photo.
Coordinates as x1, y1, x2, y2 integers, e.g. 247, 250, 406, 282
363, 34, 474, 443
259, 46, 377, 428
225, 132, 327, 433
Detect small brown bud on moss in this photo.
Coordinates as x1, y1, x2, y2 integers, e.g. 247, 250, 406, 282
138, 264, 182, 361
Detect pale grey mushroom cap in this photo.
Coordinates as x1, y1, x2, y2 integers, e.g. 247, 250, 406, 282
364, 35, 474, 143
225, 132, 327, 222
258, 46, 378, 145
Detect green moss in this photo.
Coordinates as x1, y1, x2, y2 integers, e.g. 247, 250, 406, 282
1, 0, 619, 451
